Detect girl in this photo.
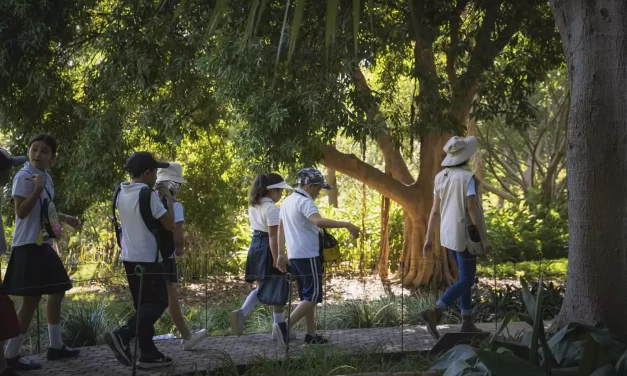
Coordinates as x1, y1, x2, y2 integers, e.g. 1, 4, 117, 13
231, 173, 294, 340
3, 134, 82, 371
155, 163, 207, 350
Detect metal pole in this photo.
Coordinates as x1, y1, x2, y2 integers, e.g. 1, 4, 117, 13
493, 253, 498, 331
205, 254, 209, 330
36, 305, 40, 354
285, 273, 293, 355
132, 265, 145, 376
400, 261, 405, 353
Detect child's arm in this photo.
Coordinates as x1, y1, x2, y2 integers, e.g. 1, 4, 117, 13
15, 174, 44, 219
58, 214, 81, 230
268, 225, 279, 264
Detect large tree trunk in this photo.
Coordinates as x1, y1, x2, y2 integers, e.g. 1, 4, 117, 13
327, 167, 339, 208
550, 0, 627, 337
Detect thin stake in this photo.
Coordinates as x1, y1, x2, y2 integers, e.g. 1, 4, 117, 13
205, 253, 209, 330
493, 254, 498, 331
36, 305, 40, 353
286, 273, 293, 356
132, 265, 145, 376
400, 261, 405, 352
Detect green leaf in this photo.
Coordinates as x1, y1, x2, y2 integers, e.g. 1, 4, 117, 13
169, 0, 188, 30
492, 338, 531, 359
287, 0, 306, 65
578, 334, 605, 376
442, 359, 471, 376
591, 365, 618, 376
489, 311, 519, 350
430, 345, 478, 370
474, 348, 545, 376
520, 277, 558, 369
352, 0, 360, 58
325, 0, 340, 65
615, 349, 627, 373
205, 0, 229, 41
548, 323, 625, 367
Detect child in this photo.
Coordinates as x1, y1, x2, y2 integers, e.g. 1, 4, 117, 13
105, 152, 174, 369
273, 168, 360, 346
0, 148, 27, 376
155, 162, 207, 350
3, 134, 82, 371
231, 173, 294, 340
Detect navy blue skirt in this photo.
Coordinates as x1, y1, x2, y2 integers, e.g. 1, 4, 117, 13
3, 243, 72, 296
244, 232, 280, 283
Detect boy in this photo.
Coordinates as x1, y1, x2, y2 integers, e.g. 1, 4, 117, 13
104, 152, 175, 369
0, 148, 27, 376
273, 168, 360, 345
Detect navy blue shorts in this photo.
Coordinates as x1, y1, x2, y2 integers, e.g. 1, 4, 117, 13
289, 257, 323, 304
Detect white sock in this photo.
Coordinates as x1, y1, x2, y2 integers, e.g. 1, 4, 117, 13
241, 289, 259, 317
4, 334, 25, 359
48, 324, 64, 349
273, 312, 284, 324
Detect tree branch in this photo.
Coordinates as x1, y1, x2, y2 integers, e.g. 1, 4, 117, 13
321, 145, 415, 209
482, 181, 515, 201
445, 0, 470, 91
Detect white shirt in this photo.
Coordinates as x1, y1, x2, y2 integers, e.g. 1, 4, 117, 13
116, 182, 167, 262
279, 189, 320, 259
11, 162, 55, 247
174, 201, 184, 223
248, 197, 280, 232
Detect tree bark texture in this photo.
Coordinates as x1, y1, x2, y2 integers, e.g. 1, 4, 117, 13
550, 0, 627, 337
327, 167, 339, 208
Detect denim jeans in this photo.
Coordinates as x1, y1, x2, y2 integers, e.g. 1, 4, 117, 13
437, 249, 477, 316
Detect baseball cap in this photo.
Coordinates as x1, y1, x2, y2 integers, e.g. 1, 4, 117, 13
0, 148, 27, 169
297, 168, 332, 190
125, 152, 170, 177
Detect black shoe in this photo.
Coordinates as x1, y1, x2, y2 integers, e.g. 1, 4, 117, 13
5, 356, 41, 371
272, 322, 288, 346
47, 345, 81, 360
304, 334, 329, 345
0, 367, 23, 376
136, 352, 172, 369
104, 331, 132, 366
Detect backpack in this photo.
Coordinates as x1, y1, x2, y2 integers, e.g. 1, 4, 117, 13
111, 184, 175, 263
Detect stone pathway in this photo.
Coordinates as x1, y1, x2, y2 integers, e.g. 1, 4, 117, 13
20, 322, 536, 376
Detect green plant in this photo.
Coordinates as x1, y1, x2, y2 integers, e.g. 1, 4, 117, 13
62, 302, 111, 348
431, 277, 627, 375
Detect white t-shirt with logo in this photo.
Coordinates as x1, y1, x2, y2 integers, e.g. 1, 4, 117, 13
248, 197, 280, 232
116, 182, 167, 263
11, 163, 55, 247
279, 189, 320, 259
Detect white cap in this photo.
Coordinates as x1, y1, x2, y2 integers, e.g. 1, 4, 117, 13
267, 181, 293, 190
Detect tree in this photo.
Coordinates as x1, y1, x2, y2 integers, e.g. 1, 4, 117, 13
549, 0, 627, 337
210, 0, 562, 286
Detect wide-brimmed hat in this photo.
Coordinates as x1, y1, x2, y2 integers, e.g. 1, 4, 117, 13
441, 136, 478, 167
157, 162, 187, 184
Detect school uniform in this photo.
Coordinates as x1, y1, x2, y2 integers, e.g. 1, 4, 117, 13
279, 189, 323, 304
3, 163, 71, 296
245, 197, 281, 283
114, 182, 169, 355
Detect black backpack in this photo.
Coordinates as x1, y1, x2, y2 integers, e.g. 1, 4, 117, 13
111, 184, 175, 263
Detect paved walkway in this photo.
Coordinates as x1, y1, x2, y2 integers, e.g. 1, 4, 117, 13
21, 322, 535, 376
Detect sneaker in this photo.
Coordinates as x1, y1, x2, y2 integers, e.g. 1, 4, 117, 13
5, 356, 40, 371
47, 345, 80, 360
420, 306, 443, 340
182, 329, 208, 351
230, 309, 245, 336
136, 352, 173, 369
271, 329, 297, 341
304, 334, 329, 345
272, 322, 288, 347
0, 367, 23, 376
104, 331, 132, 367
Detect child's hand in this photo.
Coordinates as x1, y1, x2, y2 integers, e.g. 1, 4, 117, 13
26, 174, 45, 191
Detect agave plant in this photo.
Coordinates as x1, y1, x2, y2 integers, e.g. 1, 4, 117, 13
430, 277, 627, 375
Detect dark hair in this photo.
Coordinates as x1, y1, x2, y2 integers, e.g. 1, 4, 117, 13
249, 173, 285, 206
29, 133, 57, 155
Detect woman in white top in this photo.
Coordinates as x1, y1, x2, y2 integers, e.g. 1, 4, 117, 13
230, 173, 294, 340
155, 163, 207, 350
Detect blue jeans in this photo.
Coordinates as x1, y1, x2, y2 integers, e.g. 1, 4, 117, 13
437, 249, 477, 316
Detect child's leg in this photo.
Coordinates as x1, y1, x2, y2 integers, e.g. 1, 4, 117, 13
272, 305, 284, 324
166, 282, 190, 339
47, 293, 65, 349
5, 295, 40, 358
241, 288, 259, 317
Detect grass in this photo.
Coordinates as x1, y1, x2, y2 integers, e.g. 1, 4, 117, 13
477, 258, 567, 281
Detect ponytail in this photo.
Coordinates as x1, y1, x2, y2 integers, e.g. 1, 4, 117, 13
248, 173, 286, 206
